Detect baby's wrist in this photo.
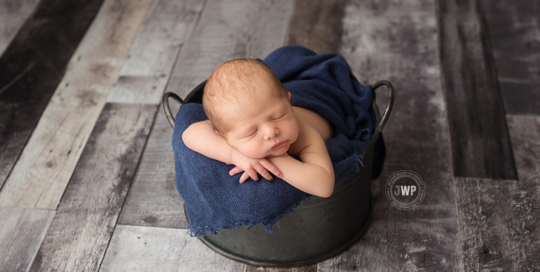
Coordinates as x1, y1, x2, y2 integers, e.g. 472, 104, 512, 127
231, 148, 243, 164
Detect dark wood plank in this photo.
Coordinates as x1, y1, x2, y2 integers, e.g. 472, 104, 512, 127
0, 0, 40, 55
100, 225, 244, 271
455, 115, 540, 271
0, 207, 55, 271
319, 0, 463, 270
0, 0, 156, 209
0, 0, 105, 190
480, 0, 540, 115
118, 0, 295, 228
435, 0, 518, 180
28, 103, 156, 272
286, 0, 347, 54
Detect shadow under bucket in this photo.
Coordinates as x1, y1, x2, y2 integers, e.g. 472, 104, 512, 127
162, 80, 394, 268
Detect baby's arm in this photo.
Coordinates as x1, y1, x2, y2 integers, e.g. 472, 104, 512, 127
182, 120, 235, 164
267, 125, 335, 198
182, 120, 282, 182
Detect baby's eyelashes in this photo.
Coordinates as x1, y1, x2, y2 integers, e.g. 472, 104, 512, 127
273, 113, 286, 120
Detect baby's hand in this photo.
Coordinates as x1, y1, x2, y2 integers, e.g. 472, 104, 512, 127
230, 149, 283, 183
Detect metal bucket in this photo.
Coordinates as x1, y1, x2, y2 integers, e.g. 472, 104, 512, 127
162, 80, 394, 268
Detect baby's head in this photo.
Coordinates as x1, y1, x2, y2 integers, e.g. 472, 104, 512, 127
203, 58, 298, 158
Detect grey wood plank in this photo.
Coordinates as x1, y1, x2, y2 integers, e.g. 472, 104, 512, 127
165, 0, 296, 98
481, 0, 540, 115
285, 0, 347, 54
28, 103, 156, 272
245, 265, 316, 272
99, 225, 244, 272
0, 207, 55, 272
106, 0, 205, 104
118, 0, 295, 228
507, 115, 540, 181
453, 115, 540, 271
455, 177, 539, 271
0, 0, 105, 191
436, 0, 518, 180
319, 0, 463, 271
0, 0, 39, 55
0, 0, 156, 209
118, 106, 187, 228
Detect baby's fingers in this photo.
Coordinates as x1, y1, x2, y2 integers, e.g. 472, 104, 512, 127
259, 159, 283, 178
246, 168, 259, 182
254, 164, 273, 181
229, 166, 243, 176
240, 172, 250, 183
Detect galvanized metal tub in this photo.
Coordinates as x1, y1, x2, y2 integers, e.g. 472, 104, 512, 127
162, 80, 394, 268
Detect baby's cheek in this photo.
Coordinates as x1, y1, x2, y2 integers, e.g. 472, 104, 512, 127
241, 143, 261, 158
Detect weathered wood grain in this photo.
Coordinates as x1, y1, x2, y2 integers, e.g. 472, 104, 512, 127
118, 0, 295, 228
319, 0, 463, 270
100, 225, 244, 271
106, 0, 205, 104
480, 0, 540, 115
0, 0, 104, 190
0, 0, 39, 55
0, 0, 156, 209
0, 207, 55, 272
436, 0, 518, 180
118, 105, 187, 228
28, 103, 156, 272
454, 115, 540, 271
286, 0, 347, 54
245, 265, 317, 272
507, 115, 540, 181
455, 176, 539, 271
165, 0, 295, 98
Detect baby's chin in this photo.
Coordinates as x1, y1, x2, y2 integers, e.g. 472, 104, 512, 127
266, 152, 288, 158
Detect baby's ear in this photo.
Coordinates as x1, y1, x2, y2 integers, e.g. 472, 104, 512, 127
288, 92, 291, 100
214, 129, 220, 136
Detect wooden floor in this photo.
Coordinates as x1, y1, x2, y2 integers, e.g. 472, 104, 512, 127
0, 0, 539, 271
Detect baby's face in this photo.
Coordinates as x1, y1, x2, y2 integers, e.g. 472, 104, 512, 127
223, 91, 299, 159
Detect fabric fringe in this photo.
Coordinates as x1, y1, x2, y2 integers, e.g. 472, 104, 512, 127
188, 194, 313, 239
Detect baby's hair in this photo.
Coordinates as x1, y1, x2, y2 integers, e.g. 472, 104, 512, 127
203, 58, 288, 136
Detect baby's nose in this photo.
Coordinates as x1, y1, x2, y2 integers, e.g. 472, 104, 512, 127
264, 126, 279, 140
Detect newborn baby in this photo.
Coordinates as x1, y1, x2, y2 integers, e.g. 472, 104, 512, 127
182, 58, 335, 198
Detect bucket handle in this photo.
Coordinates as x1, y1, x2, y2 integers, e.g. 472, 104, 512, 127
162, 92, 184, 129
371, 80, 394, 132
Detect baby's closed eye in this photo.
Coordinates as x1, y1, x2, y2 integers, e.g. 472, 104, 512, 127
273, 113, 286, 120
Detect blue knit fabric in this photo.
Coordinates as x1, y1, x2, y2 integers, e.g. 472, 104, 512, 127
172, 45, 383, 238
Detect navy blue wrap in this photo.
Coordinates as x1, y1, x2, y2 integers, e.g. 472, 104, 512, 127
172, 45, 385, 238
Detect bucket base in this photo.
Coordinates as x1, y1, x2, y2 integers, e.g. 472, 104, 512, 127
196, 197, 374, 268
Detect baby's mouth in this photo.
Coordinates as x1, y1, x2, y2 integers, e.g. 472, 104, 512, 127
271, 140, 289, 150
